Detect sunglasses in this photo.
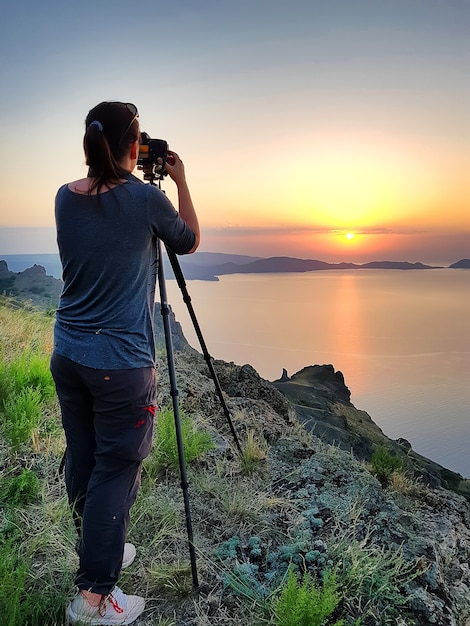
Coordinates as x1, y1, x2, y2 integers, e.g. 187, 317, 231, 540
119, 103, 139, 143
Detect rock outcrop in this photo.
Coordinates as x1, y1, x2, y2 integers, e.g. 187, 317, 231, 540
0, 260, 62, 309
273, 365, 470, 499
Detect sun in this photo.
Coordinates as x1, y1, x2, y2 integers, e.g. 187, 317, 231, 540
345, 232, 355, 240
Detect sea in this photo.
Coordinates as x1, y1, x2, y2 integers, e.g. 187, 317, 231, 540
164, 269, 470, 478
2, 254, 469, 477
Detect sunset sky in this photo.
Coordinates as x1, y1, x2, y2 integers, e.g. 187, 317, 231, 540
0, 0, 468, 264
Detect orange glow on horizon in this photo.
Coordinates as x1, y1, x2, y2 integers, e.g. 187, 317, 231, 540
200, 226, 468, 265
213, 132, 470, 238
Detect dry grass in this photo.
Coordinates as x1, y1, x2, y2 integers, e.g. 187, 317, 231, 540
240, 428, 267, 475
0, 297, 54, 358
389, 471, 432, 499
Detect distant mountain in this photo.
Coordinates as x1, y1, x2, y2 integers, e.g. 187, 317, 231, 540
170, 256, 442, 280
0, 260, 62, 308
180, 252, 263, 266
207, 257, 440, 277
210, 256, 360, 275
449, 259, 470, 269
360, 261, 441, 270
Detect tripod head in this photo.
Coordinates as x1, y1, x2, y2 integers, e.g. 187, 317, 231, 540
138, 162, 166, 186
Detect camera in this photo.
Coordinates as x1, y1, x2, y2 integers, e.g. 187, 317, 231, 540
138, 132, 168, 179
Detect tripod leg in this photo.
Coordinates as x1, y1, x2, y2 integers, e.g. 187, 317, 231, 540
165, 245, 243, 456
157, 239, 199, 590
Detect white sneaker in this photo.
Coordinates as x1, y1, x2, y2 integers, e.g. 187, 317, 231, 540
122, 543, 136, 569
67, 586, 145, 625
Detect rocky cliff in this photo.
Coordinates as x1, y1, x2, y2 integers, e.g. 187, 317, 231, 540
272, 365, 470, 500
0, 260, 62, 309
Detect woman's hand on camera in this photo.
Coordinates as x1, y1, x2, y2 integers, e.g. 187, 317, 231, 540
165, 150, 186, 185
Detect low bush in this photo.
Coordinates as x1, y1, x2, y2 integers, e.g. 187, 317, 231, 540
0, 351, 56, 450
370, 445, 403, 487
0, 469, 40, 507
145, 406, 215, 475
273, 568, 343, 626
2, 386, 43, 449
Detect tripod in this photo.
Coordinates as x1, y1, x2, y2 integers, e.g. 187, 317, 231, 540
147, 166, 242, 590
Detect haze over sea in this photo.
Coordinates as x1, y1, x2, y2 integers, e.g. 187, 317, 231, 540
165, 269, 470, 478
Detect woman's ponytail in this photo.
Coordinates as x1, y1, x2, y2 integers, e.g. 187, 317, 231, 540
83, 102, 139, 194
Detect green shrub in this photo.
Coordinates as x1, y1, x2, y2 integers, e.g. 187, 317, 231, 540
0, 352, 54, 401
0, 469, 40, 507
370, 446, 403, 487
273, 568, 343, 626
2, 386, 42, 449
0, 533, 70, 626
0, 533, 28, 626
0, 352, 56, 450
146, 406, 215, 474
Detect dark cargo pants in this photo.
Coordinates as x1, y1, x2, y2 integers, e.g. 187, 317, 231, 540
50, 352, 156, 594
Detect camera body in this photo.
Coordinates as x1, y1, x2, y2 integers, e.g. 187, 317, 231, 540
138, 132, 168, 179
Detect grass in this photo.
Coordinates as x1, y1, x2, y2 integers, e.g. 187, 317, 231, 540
328, 521, 418, 623
0, 314, 58, 451
0, 494, 77, 626
0, 468, 40, 506
147, 562, 194, 597
144, 405, 215, 476
240, 428, 267, 475
0, 531, 28, 626
389, 471, 419, 495
0, 297, 54, 355
2, 386, 43, 449
0, 301, 75, 624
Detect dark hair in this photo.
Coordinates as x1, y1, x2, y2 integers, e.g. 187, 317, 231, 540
83, 102, 139, 194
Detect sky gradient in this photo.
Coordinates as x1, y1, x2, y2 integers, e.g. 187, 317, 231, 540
0, 0, 468, 264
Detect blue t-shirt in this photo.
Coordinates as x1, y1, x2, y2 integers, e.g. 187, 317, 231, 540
53, 174, 196, 369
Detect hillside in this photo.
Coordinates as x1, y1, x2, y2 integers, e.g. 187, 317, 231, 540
450, 259, 470, 269
1, 297, 470, 624
272, 366, 470, 498
0, 260, 62, 308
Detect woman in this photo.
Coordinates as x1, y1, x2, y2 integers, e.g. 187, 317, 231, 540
50, 101, 200, 625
